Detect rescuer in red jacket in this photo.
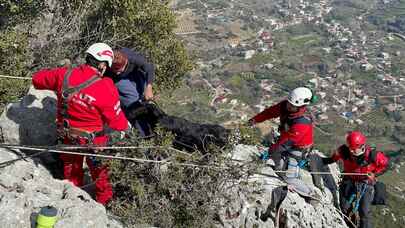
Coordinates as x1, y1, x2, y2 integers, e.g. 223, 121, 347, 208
32, 43, 129, 205
249, 87, 315, 195
323, 131, 389, 228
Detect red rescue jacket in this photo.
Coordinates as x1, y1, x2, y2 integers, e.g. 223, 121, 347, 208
331, 145, 389, 183
32, 64, 128, 144
250, 100, 313, 153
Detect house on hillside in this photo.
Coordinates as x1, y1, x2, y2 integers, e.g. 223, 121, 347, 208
360, 62, 374, 71
341, 111, 353, 119
227, 34, 241, 48
244, 50, 256, 59
378, 52, 390, 59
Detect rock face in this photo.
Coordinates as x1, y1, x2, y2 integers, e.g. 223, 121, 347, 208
0, 148, 122, 228
217, 145, 348, 228
0, 86, 57, 146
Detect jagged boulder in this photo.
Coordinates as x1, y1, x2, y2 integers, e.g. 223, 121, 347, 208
0, 148, 122, 228
218, 145, 348, 228
0, 86, 57, 146
0, 86, 58, 166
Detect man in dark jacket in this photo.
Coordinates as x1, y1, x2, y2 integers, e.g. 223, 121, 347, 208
323, 131, 389, 228
109, 48, 155, 136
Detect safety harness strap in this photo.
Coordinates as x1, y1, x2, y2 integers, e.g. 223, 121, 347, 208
61, 67, 101, 119
58, 67, 102, 142
60, 67, 73, 119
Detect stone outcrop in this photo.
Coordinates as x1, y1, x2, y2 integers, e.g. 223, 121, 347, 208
0, 148, 122, 228
0, 86, 57, 146
217, 145, 347, 228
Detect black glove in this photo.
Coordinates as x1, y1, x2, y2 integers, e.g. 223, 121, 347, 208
322, 157, 335, 165
126, 101, 149, 120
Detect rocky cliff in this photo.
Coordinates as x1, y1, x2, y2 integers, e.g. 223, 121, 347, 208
219, 145, 347, 228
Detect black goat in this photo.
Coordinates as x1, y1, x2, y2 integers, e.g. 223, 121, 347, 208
125, 102, 232, 152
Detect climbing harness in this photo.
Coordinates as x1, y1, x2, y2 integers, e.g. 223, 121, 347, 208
297, 159, 308, 169
57, 67, 104, 144
346, 183, 368, 227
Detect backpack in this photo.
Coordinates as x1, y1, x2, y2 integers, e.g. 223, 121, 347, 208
372, 181, 387, 205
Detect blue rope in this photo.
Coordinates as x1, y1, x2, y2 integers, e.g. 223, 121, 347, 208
298, 159, 308, 168
259, 150, 270, 160
348, 193, 356, 205
353, 184, 368, 213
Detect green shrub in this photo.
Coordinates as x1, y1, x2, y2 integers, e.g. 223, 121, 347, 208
0, 0, 192, 108
0, 0, 44, 27
107, 128, 246, 227
0, 28, 31, 111
81, 0, 193, 92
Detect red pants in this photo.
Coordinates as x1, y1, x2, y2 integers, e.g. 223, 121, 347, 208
61, 136, 113, 205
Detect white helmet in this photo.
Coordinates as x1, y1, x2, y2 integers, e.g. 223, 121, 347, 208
85, 43, 114, 67
287, 87, 313, 107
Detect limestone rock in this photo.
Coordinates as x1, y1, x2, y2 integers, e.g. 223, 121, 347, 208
0, 148, 123, 228
218, 145, 348, 228
0, 86, 57, 146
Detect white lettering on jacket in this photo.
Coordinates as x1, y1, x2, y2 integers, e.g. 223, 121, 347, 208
71, 93, 97, 110
78, 93, 96, 105
114, 101, 122, 116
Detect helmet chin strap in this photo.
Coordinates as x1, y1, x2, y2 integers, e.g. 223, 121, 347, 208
98, 64, 107, 76
351, 145, 366, 156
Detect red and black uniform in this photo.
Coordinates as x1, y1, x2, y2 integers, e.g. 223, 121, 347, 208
326, 145, 389, 183
32, 64, 128, 205
323, 145, 389, 228
250, 100, 313, 154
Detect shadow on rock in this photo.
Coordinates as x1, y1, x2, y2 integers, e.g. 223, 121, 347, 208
1, 92, 63, 179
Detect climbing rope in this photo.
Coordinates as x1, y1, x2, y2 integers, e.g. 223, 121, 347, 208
0, 144, 214, 169
0, 143, 366, 227
52, 144, 191, 156
255, 170, 369, 177
0, 144, 370, 177
0, 151, 47, 168
0, 74, 31, 80
1, 143, 191, 155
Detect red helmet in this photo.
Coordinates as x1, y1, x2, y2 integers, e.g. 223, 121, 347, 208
346, 131, 366, 151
